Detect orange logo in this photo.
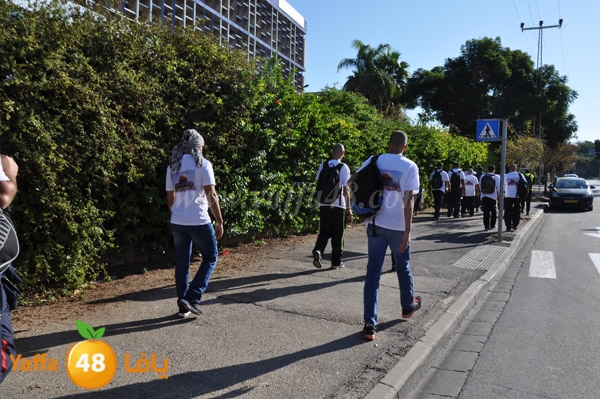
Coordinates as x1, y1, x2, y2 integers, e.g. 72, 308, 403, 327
65, 320, 118, 389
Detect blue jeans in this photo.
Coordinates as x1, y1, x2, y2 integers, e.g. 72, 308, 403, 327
171, 223, 218, 303
364, 223, 414, 327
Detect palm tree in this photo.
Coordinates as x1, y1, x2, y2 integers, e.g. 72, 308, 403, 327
337, 40, 409, 115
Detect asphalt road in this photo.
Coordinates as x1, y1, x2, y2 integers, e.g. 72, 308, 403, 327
410, 179, 600, 399
2, 196, 544, 399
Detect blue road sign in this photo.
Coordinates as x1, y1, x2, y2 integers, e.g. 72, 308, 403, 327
476, 119, 500, 141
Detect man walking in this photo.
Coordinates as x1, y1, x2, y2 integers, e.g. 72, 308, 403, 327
479, 165, 501, 231
349, 130, 422, 341
521, 168, 535, 215
0, 154, 19, 383
504, 164, 523, 232
312, 143, 352, 269
429, 162, 449, 221
447, 162, 465, 218
166, 129, 224, 318
461, 167, 479, 217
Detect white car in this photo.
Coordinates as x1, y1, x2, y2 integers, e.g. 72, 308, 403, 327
564, 173, 578, 177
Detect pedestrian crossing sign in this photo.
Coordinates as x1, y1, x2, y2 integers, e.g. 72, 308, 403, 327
476, 119, 500, 141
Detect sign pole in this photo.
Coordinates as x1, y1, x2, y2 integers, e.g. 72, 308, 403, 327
498, 119, 507, 241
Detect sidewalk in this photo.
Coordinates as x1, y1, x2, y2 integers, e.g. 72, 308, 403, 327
3, 201, 544, 399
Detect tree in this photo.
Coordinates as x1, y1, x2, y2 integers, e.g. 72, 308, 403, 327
404, 37, 578, 147
505, 136, 544, 171
337, 40, 409, 116
542, 142, 579, 176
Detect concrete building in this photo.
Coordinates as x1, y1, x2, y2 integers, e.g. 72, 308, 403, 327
106, 0, 306, 88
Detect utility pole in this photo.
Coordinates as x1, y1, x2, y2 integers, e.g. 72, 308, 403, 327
520, 19, 563, 139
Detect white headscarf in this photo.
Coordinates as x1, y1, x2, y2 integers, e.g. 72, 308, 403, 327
170, 129, 204, 173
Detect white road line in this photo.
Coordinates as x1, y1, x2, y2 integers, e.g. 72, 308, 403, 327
529, 250, 557, 279
589, 253, 600, 275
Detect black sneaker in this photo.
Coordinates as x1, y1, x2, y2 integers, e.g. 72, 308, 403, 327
331, 262, 345, 269
177, 308, 191, 318
402, 296, 422, 319
363, 324, 376, 340
178, 298, 202, 315
312, 250, 322, 269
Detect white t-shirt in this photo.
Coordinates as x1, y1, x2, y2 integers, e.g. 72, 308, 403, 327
449, 169, 465, 190
479, 173, 501, 200
429, 169, 449, 192
315, 160, 351, 208
504, 171, 520, 198
463, 173, 479, 196
166, 154, 215, 226
357, 153, 420, 231
0, 161, 8, 182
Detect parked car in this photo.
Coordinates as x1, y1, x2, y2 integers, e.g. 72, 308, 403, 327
548, 177, 595, 211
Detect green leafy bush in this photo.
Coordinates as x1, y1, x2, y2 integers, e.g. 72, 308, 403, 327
0, 0, 491, 294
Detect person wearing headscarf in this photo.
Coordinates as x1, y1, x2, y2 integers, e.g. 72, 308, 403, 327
166, 129, 224, 317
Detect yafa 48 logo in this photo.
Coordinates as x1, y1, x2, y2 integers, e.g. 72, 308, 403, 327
66, 320, 118, 389
10, 320, 170, 390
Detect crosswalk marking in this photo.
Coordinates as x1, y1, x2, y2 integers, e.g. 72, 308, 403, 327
529, 250, 557, 279
589, 253, 600, 275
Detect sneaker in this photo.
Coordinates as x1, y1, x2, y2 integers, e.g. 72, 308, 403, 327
178, 298, 202, 316
402, 296, 422, 319
312, 249, 322, 269
177, 308, 192, 318
331, 262, 345, 269
363, 324, 376, 340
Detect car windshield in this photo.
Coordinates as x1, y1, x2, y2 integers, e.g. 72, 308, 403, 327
555, 180, 587, 189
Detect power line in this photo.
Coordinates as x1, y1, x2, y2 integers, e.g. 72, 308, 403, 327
512, 0, 533, 55
520, 19, 564, 138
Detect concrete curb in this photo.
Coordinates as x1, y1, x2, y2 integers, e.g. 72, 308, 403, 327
365, 209, 544, 399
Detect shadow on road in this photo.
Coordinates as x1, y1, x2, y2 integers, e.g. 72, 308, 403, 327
53, 331, 365, 399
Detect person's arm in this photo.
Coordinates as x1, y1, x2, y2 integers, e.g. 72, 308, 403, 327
347, 173, 357, 185
0, 155, 18, 209
343, 185, 352, 222
166, 190, 175, 214
204, 184, 224, 240
400, 190, 414, 252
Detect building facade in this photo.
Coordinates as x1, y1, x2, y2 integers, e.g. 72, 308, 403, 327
113, 0, 306, 88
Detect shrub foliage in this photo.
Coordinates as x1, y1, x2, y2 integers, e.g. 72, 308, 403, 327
0, 0, 488, 293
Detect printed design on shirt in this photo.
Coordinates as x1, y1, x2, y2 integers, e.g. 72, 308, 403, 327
173, 170, 196, 192
507, 177, 518, 186
381, 169, 403, 192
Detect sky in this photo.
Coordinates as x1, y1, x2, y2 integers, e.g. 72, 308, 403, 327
290, 0, 599, 144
